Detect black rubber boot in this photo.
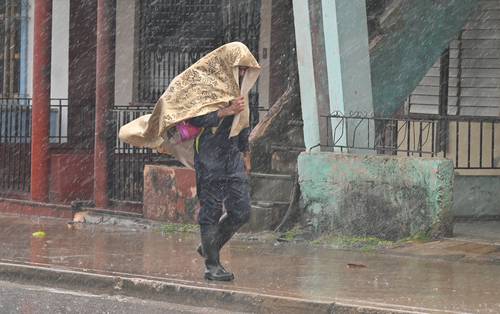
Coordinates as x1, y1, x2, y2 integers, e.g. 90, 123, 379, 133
197, 216, 242, 257
217, 214, 245, 251
200, 224, 234, 281
196, 225, 237, 256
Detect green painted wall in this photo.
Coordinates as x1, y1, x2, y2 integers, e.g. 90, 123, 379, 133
298, 152, 454, 240
370, 0, 479, 114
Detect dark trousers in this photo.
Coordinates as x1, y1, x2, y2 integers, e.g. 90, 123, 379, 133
197, 177, 251, 226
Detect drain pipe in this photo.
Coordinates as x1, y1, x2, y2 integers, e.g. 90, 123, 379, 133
274, 167, 300, 233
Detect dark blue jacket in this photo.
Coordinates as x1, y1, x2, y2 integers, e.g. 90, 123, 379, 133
190, 112, 250, 182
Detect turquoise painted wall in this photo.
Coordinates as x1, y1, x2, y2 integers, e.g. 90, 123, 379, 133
370, 0, 479, 114
298, 152, 454, 240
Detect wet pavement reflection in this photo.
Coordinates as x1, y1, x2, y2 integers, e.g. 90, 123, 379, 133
1, 214, 499, 313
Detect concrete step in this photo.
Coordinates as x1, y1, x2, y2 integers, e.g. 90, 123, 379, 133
270, 145, 304, 175
248, 172, 296, 232
288, 119, 303, 127
250, 172, 294, 204
241, 201, 289, 232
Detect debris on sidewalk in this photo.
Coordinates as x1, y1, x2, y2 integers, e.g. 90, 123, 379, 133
31, 231, 46, 239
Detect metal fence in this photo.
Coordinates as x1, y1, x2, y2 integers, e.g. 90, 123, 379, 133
0, 98, 70, 193
324, 112, 500, 169
0, 98, 30, 192
109, 106, 180, 203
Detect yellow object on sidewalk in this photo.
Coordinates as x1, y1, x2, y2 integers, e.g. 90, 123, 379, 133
32, 231, 46, 239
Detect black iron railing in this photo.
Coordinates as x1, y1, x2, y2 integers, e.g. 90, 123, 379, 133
0, 98, 70, 193
0, 98, 31, 192
2, 94, 262, 199
109, 106, 180, 203
323, 112, 500, 170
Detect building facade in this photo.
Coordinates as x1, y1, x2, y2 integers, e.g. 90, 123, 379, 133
0, 0, 498, 231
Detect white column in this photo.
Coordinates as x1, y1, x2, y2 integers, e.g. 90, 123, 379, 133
258, 0, 271, 113
114, 0, 135, 106
292, 0, 321, 151
322, 0, 374, 149
50, 0, 69, 99
26, 0, 34, 97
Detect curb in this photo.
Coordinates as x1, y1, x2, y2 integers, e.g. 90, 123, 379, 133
0, 261, 333, 313
0, 197, 72, 219
0, 261, 422, 314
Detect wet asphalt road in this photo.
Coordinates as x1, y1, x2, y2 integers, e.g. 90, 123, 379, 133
0, 280, 244, 314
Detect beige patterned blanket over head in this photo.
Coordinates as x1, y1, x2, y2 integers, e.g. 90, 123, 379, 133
118, 42, 261, 168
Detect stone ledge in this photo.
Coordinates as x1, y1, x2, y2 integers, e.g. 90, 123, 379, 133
298, 152, 454, 240
143, 165, 198, 223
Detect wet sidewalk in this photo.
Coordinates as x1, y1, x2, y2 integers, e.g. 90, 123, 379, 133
1, 213, 500, 313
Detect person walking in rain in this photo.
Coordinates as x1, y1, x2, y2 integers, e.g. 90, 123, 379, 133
189, 66, 252, 281
119, 42, 260, 281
